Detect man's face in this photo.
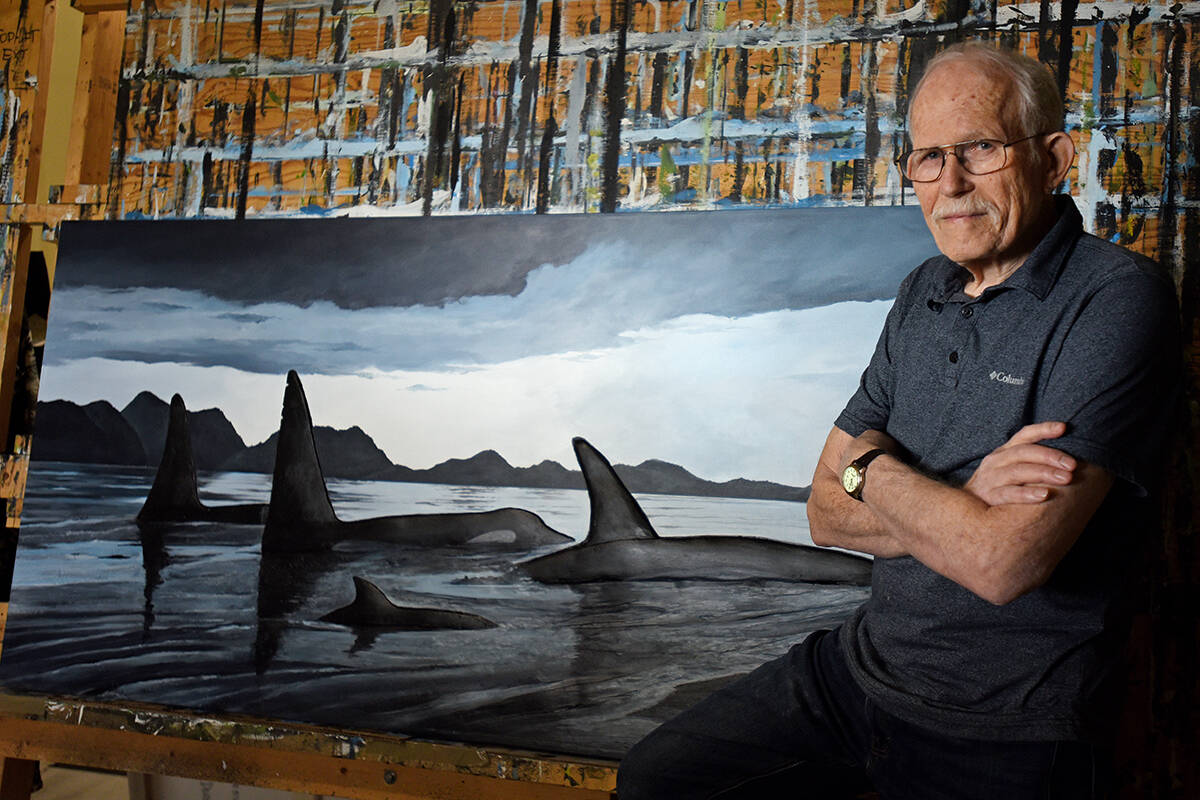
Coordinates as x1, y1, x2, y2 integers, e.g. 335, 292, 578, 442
908, 63, 1053, 276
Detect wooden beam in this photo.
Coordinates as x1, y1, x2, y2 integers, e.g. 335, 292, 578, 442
0, 694, 618, 795
0, 203, 87, 226
63, 7, 125, 186
0, 717, 616, 800
72, 0, 128, 12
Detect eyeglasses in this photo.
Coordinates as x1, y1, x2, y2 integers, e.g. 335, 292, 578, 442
894, 133, 1050, 183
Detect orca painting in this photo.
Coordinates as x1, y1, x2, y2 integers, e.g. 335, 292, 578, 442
3, 207, 933, 758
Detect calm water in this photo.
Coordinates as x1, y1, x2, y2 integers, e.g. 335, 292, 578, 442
0, 463, 869, 759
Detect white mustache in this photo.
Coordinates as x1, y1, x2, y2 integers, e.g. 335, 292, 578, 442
934, 203, 992, 221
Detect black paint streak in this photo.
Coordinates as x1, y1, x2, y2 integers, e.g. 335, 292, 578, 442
534, 0, 563, 213
680, 50, 694, 121
1099, 22, 1119, 121
109, 70, 134, 219
1118, 11, 1150, 246
600, 0, 632, 212
649, 53, 667, 119
733, 47, 749, 121
211, 101, 229, 148
1157, 22, 1183, 272
536, 116, 558, 213
253, 0, 266, 54
809, 51, 821, 106
512, 0, 541, 188
421, 0, 456, 214
1055, 0, 1079, 99
236, 90, 257, 220
839, 44, 851, 105
200, 150, 214, 213
1037, 0, 1058, 70
730, 140, 744, 203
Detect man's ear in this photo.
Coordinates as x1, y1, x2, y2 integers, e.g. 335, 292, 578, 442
1043, 132, 1076, 192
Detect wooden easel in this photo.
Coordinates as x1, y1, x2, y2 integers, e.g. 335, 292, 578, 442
0, 1, 618, 795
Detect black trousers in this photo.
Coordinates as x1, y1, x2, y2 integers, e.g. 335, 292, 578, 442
617, 629, 1110, 800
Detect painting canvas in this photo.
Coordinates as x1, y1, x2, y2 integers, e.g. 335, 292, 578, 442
0, 207, 933, 758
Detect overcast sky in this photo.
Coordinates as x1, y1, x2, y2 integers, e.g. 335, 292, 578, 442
42, 208, 933, 485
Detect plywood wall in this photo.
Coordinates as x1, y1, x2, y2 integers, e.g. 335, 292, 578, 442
105, 3, 1190, 236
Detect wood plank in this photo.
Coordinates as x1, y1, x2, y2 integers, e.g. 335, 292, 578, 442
0, 717, 616, 800
72, 0, 128, 13
0, 694, 618, 794
71, 9, 124, 186
0, 204, 86, 226
0, 0, 55, 448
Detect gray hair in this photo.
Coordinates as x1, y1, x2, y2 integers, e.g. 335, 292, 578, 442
907, 42, 1065, 137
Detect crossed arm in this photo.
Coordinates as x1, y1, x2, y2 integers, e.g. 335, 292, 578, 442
806, 422, 1114, 605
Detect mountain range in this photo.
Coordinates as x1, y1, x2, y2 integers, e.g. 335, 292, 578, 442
31, 392, 811, 502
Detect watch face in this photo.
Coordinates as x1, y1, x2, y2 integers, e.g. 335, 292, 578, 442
841, 465, 862, 494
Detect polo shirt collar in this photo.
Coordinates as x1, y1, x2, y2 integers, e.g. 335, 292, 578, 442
928, 197, 1084, 303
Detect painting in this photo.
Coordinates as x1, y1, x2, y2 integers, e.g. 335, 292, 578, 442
1, 206, 937, 757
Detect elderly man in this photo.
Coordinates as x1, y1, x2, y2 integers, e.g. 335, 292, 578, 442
617, 43, 1178, 799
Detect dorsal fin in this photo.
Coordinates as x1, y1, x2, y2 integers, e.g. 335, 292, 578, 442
351, 575, 393, 611
573, 437, 659, 544
264, 371, 338, 539
137, 394, 204, 521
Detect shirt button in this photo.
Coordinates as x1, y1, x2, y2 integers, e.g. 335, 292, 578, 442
961, 306, 973, 318
949, 351, 959, 363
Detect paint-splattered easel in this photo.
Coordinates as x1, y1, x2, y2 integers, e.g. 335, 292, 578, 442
0, 2, 618, 796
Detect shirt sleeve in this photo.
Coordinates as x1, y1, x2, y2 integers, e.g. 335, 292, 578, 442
1034, 269, 1180, 496
834, 273, 917, 436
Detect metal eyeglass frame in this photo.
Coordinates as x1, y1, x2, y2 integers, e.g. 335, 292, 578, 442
894, 132, 1051, 183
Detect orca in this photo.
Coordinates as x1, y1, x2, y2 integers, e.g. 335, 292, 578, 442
520, 438, 874, 585
137, 394, 268, 525
261, 370, 573, 553
320, 576, 496, 630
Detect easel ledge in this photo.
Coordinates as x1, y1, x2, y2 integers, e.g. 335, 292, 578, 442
0, 691, 618, 799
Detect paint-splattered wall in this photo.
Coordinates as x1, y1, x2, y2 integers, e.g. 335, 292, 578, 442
110, 2, 1193, 235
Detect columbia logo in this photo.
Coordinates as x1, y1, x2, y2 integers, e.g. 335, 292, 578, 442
989, 371, 1026, 386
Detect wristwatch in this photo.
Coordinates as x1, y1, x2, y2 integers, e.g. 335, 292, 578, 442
840, 448, 887, 501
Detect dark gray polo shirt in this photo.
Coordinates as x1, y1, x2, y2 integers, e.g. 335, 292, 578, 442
834, 199, 1178, 742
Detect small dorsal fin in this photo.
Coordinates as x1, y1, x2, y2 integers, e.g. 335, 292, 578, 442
351, 576, 395, 611
137, 394, 204, 521
264, 371, 338, 547
572, 437, 659, 544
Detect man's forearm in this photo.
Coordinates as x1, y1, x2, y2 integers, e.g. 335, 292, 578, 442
808, 424, 1112, 604
852, 441, 1111, 605
806, 427, 908, 559
808, 464, 908, 558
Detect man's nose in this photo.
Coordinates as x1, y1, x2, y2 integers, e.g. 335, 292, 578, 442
938, 152, 973, 195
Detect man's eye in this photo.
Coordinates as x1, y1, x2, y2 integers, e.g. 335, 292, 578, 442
969, 140, 995, 152
919, 150, 941, 162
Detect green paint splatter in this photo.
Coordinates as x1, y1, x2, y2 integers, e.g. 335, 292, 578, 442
658, 145, 677, 200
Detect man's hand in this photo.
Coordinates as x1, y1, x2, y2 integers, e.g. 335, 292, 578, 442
963, 421, 1076, 505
